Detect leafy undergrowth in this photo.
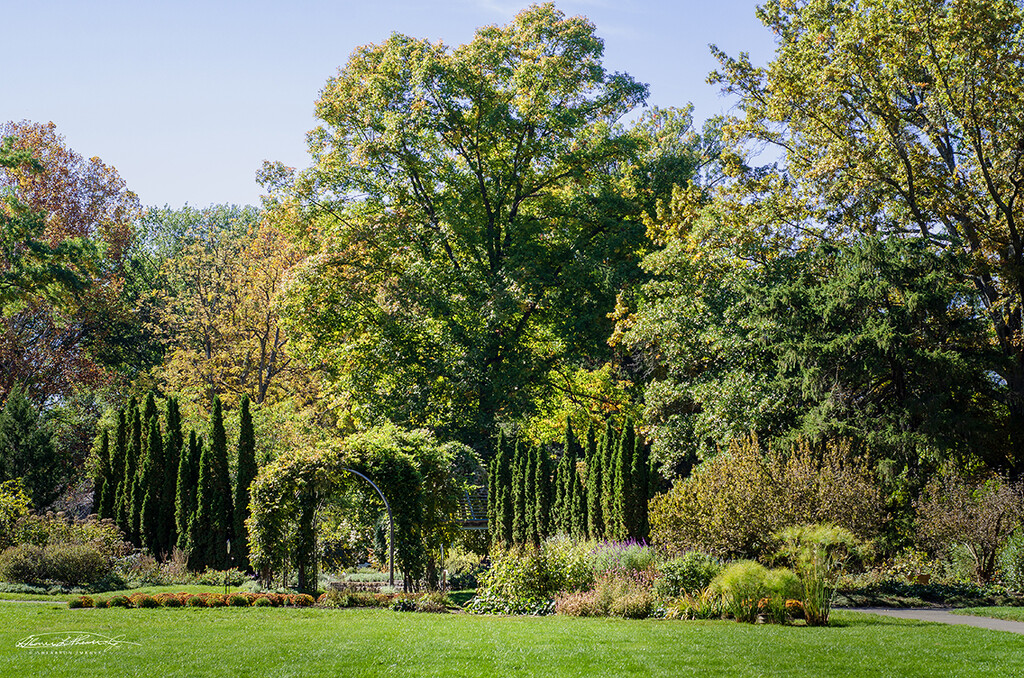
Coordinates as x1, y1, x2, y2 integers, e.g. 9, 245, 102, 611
835, 580, 1024, 608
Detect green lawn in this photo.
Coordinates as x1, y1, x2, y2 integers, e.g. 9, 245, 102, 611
0, 604, 1021, 677
953, 607, 1024, 622
0, 585, 246, 603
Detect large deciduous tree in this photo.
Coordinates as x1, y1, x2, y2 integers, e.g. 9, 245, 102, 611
264, 3, 659, 454
148, 205, 308, 409
0, 121, 142, 405
711, 0, 1024, 473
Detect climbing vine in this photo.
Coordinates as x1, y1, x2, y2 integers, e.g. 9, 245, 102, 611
246, 424, 481, 591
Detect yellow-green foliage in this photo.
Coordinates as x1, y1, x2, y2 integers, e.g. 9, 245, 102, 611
776, 523, 861, 626
481, 539, 594, 602
649, 436, 881, 558
709, 560, 800, 624
0, 480, 30, 550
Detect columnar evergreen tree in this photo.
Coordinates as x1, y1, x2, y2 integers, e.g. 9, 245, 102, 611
553, 451, 570, 535
511, 440, 528, 545
488, 453, 498, 539
162, 397, 183, 551
120, 400, 142, 542
176, 431, 201, 553
524, 444, 539, 544
566, 449, 585, 539
138, 409, 165, 555
109, 410, 127, 522
580, 423, 595, 538
190, 397, 233, 570
132, 392, 159, 546
612, 420, 635, 540
92, 429, 111, 516
534, 445, 552, 543
628, 433, 650, 541
600, 423, 617, 540
496, 433, 513, 544
563, 423, 585, 538
233, 395, 257, 570
587, 423, 604, 540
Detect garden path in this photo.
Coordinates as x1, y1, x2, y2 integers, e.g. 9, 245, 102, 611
848, 607, 1024, 635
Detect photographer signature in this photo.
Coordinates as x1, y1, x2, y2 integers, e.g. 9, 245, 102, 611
17, 632, 140, 651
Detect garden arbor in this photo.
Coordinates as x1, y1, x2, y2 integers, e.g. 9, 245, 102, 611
246, 425, 482, 592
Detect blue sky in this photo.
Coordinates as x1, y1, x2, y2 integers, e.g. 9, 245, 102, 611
1, 1, 777, 208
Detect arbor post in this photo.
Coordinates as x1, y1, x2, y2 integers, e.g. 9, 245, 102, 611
342, 468, 395, 588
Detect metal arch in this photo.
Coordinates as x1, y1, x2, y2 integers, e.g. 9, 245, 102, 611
341, 467, 395, 588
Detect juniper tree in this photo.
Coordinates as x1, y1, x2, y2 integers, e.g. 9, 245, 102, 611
629, 432, 651, 541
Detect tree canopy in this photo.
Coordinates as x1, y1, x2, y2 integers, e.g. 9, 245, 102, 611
710, 0, 1024, 472
263, 3, 689, 454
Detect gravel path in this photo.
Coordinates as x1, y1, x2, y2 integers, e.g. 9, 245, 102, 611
848, 607, 1024, 635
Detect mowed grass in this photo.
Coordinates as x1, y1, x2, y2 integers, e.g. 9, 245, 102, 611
953, 607, 1024, 622
1, 605, 1022, 677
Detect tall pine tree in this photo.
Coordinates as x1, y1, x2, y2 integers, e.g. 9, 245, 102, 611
233, 395, 257, 570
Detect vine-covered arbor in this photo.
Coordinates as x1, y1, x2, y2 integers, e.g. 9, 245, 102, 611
246, 424, 483, 592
